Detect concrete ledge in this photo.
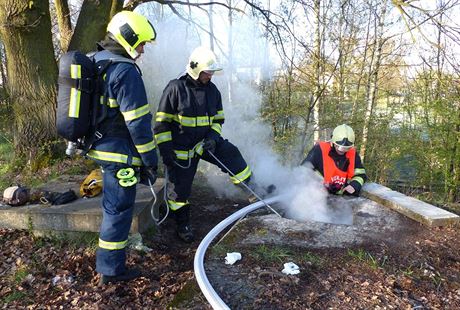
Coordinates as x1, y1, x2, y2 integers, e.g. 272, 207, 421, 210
361, 182, 460, 227
0, 177, 164, 234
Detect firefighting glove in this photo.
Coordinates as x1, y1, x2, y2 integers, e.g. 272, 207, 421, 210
203, 138, 216, 153
140, 166, 157, 186
41, 189, 78, 205
326, 182, 343, 194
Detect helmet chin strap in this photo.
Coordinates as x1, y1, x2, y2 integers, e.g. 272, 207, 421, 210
129, 47, 140, 60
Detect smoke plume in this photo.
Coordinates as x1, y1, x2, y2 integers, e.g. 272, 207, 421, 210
138, 5, 338, 223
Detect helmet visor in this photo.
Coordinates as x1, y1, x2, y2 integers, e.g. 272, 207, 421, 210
333, 142, 353, 152
202, 70, 216, 75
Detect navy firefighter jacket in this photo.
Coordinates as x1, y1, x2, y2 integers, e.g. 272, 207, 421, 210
153, 74, 225, 160
87, 50, 157, 167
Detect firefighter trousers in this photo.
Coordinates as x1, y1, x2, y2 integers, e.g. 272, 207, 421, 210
96, 163, 137, 276
166, 138, 251, 210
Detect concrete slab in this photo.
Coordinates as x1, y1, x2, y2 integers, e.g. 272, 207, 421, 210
361, 182, 459, 227
0, 175, 164, 234
240, 196, 410, 249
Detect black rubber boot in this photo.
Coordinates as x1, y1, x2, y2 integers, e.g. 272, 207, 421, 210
98, 268, 141, 286
174, 205, 194, 243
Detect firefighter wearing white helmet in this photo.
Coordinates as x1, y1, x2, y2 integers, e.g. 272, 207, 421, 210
301, 124, 367, 195
186, 46, 222, 80
154, 46, 274, 243
87, 10, 158, 285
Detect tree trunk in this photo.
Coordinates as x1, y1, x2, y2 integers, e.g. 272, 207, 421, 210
110, 0, 124, 19
208, 4, 215, 51
0, 0, 58, 164
447, 120, 460, 202
54, 0, 72, 52
67, 0, 122, 53
351, 4, 373, 121
312, 0, 321, 142
360, 0, 388, 161
226, 0, 233, 104
0, 42, 7, 90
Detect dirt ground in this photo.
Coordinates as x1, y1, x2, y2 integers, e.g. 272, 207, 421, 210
1, 184, 460, 309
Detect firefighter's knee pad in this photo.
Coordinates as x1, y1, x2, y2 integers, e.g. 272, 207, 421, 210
116, 168, 137, 187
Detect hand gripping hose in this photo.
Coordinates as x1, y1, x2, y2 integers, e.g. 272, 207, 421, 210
206, 150, 282, 218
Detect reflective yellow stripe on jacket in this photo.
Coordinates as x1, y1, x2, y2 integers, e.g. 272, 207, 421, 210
351, 176, 364, 185
107, 98, 119, 108
172, 142, 205, 160
99, 238, 127, 250
156, 112, 174, 122
135, 140, 156, 154
87, 150, 142, 166
211, 123, 222, 135
352, 168, 366, 185
230, 165, 252, 184
154, 131, 172, 144
214, 110, 224, 120
167, 199, 189, 211
174, 115, 213, 127
122, 104, 150, 121
354, 168, 366, 175
174, 150, 191, 160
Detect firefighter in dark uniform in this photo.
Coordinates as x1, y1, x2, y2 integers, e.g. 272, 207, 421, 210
301, 124, 367, 195
86, 11, 158, 285
154, 46, 261, 242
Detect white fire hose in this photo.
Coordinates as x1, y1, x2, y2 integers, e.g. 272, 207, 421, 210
194, 195, 281, 309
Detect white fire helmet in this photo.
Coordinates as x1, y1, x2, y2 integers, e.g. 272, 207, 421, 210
186, 46, 222, 80
331, 124, 355, 152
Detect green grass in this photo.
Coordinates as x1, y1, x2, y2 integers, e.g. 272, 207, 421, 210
32, 231, 99, 251
298, 251, 324, 267
0, 136, 14, 189
0, 134, 95, 191
253, 227, 269, 236
12, 267, 30, 284
168, 280, 201, 307
1, 290, 28, 304
251, 245, 293, 264
210, 244, 232, 257
401, 265, 414, 277
347, 248, 386, 269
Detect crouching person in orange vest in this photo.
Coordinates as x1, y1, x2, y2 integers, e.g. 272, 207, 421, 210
301, 124, 367, 196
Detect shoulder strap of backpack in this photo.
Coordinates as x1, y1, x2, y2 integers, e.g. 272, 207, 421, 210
80, 56, 136, 155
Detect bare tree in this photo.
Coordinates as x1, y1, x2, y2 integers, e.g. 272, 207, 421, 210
359, 0, 388, 161
54, 0, 73, 52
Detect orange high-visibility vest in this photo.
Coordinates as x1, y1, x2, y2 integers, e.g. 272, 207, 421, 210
319, 141, 355, 186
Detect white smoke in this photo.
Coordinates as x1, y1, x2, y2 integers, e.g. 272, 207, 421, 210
137, 4, 335, 223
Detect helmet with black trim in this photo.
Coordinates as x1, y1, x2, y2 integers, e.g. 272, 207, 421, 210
331, 124, 355, 152
186, 46, 222, 80
107, 11, 156, 59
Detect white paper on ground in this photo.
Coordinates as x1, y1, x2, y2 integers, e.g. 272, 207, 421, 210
282, 262, 300, 275
225, 252, 242, 265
